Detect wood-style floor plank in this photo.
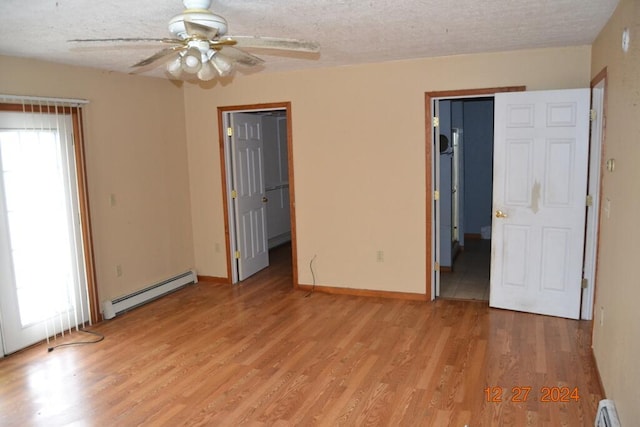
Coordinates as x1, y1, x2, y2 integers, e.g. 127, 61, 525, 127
0, 245, 602, 426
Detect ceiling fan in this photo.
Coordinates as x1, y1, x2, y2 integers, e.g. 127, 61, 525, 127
70, 0, 320, 81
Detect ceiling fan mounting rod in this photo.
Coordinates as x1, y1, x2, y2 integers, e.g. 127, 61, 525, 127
183, 0, 212, 9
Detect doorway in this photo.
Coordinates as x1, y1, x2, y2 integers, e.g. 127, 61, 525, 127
426, 87, 525, 302
437, 97, 494, 301
428, 87, 600, 320
581, 69, 607, 320
218, 102, 298, 285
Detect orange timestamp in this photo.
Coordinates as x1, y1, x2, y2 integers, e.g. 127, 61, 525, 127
484, 386, 580, 403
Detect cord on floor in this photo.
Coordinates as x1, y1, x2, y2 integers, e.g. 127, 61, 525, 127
47, 328, 105, 352
305, 254, 317, 297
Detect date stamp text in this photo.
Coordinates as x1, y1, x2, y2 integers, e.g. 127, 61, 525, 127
484, 386, 580, 403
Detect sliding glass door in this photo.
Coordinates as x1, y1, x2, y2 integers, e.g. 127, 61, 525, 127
0, 110, 89, 355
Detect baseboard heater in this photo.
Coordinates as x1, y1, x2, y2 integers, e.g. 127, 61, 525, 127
103, 270, 197, 319
595, 399, 621, 427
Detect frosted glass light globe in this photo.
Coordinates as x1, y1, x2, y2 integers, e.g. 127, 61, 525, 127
166, 56, 182, 78
182, 48, 202, 73
197, 60, 217, 81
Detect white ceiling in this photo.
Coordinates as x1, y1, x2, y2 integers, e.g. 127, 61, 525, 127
0, 0, 619, 80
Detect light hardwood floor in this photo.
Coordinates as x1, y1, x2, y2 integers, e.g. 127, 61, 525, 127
0, 244, 603, 426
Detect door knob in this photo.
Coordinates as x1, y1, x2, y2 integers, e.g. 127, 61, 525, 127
495, 210, 508, 218
262, 196, 268, 203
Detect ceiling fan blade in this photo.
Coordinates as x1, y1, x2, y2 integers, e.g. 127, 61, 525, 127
132, 46, 186, 68
184, 19, 218, 40
230, 36, 320, 53
217, 47, 264, 67
69, 38, 183, 44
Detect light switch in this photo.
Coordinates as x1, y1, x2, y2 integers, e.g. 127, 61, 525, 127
622, 28, 630, 53
606, 158, 616, 172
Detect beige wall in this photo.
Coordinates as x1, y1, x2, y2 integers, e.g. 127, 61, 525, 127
0, 56, 195, 305
184, 46, 591, 294
0, 45, 592, 301
591, 0, 640, 424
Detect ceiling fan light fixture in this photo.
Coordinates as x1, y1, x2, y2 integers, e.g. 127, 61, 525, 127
210, 53, 233, 77
182, 47, 202, 73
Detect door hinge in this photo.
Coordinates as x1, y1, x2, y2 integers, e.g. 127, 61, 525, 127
581, 278, 588, 289
227, 127, 233, 136
586, 194, 594, 207
589, 109, 596, 122
231, 190, 237, 199
432, 117, 440, 127
434, 262, 440, 271
235, 251, 241, 259
434, 190, 440, 201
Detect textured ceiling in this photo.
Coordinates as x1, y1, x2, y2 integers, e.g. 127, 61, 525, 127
0, 0, 619, 80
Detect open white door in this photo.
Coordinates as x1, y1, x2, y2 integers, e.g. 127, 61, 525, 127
230, 113, 269, 281
490, 89, 590, 319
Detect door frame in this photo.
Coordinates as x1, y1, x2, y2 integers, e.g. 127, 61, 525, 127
582, 68, 607, 320
425, 87, 526, 300
218, 102, 299, 286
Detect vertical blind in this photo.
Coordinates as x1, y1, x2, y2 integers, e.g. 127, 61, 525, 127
0, 94, 94, 353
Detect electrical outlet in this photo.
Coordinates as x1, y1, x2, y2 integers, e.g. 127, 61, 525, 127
376, 250, 384, 262
215, 243, 221, 253
116, 264, 123, 277
109, 193, 116, 207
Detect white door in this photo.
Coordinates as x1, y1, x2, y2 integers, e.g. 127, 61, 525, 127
490, 89, 590, 319
230, 113, 269, 281
0, 112, 89, 354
